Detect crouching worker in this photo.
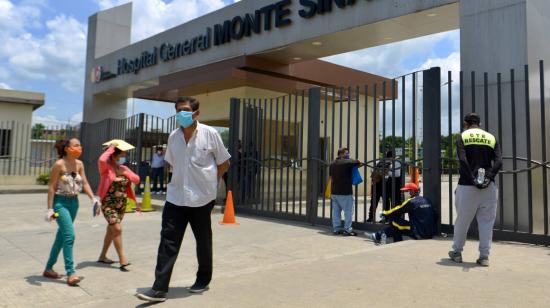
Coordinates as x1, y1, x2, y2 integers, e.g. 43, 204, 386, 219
367, 183, 436, 244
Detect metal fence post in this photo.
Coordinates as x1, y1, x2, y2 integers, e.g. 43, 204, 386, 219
228, 98, 241, 198
135, 113, 145, 174
422, 67, 442, 230
306, 87, 321, 224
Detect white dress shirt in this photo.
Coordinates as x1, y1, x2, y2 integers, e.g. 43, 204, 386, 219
165, 122, 231, 207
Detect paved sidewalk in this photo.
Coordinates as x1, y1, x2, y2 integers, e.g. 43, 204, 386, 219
1, 194, 549, 308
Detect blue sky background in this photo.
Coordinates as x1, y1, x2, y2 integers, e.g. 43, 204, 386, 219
0, 0, 460, 130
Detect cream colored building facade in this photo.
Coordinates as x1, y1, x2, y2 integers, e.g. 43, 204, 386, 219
0, 89, 44, 184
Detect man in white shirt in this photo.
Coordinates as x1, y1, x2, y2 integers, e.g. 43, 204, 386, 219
137, 97, 230, 303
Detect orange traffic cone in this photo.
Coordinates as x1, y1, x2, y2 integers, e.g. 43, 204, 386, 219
219, 191, 239, 225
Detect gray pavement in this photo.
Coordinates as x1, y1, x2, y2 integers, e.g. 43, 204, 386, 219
1, 193, 549, 308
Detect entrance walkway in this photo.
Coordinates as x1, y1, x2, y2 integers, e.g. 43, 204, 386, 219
1, 194, 548, 307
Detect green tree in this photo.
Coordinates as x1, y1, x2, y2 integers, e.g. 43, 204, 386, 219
32, 123, 46, 139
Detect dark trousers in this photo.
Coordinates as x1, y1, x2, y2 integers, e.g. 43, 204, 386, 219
152, 167, 165, 192
385, 176, 403, 209
152, 201, 214, 292
383, 217, 415, 242
369, 182, 384, 221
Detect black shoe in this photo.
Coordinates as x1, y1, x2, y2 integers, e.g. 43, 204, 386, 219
136, 289, 167, 302
332, 230, 344, 235
189, 283, 209, 293
342, 231, 357, 236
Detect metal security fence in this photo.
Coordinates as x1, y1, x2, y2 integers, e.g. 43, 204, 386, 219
228, 69, 438, 226
440, 61, 550, 245
0, 121, 78, 177
227, 95, 309, 221
229, 63, 550, 246
80, 113, 176, 191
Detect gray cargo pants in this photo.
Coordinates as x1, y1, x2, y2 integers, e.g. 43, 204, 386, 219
452, 182, 498, 258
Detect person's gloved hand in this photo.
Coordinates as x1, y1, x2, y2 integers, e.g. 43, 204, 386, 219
475, 178, 491, 189
379, 212, 387, 223
92, 197, 101, 217
45, 209, 55, 222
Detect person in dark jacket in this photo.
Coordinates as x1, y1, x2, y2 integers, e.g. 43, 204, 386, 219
367, 182, 436, 244
329, 147, 363, 236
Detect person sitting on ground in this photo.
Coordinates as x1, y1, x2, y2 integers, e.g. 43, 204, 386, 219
366, 183, 436, 244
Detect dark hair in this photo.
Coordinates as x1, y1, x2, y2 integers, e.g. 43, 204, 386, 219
113, 148, 123, 156
337, 147, 349, 156
175, 96, 200, 111
54, 138, 77, 159
386, 150, 394, 158
464, 113, 481, 126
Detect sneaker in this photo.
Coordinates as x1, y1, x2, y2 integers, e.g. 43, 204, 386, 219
476, 257, 489, 267
448, 251, 463, 263
136, 289, 167, 302
365, 232, 380, 244
342, 231, 357, 236
189, 283, 209, 293
332, 230, 344, 235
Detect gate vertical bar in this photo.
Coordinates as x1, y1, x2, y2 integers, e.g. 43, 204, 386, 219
497, 73, 504, 230
323, 89, 328, 219
524, 65, 533, 233
307, 87, 321, 224
448, 71, 453, 225
354, 87, 359, 222
423, 67, 442, 230
539, 60, 548, 235
401, 76, 406, 194
228, 98, 241, 197
299, 93, 305, 215
511, 69, 519, 232
364, 85, 369, 222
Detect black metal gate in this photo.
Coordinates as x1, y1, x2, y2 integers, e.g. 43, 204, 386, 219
229, 63, 550, 246
228, 68, 441, 226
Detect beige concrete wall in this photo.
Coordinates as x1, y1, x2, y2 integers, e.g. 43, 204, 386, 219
0, 102, 33, 124
0, 103, 33, 175
0, 176, 37, 185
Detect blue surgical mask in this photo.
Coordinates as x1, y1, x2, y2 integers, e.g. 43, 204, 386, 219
176, 111, 194, 128
118, 157, 126, 165
344, 154, 350, 159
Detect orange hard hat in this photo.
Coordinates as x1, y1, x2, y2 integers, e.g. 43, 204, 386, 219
400, 182, 419, 192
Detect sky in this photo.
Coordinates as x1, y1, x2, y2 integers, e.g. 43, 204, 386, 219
0, 0, 460, 132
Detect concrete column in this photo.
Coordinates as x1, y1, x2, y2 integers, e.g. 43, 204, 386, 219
83, 3, 132, 123
460, 0, 550, 232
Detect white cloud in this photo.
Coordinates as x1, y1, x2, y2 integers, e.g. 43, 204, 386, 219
323, 30, 459, 78
416, 51, 460, 73
96, 0, 226, 42
32, 114, 69, 126
69, 112, 83, 124
0, 1, 87, 93
0, 0, 42, 34
0, 82, 11, 89
32, 112, 83, 126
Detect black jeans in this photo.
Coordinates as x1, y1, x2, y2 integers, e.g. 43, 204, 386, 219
383, 217, 415, 242
369, 182, 384, 220
152, 201, 214, 292
151, 167, 165, 192
385, 176, 403, 209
